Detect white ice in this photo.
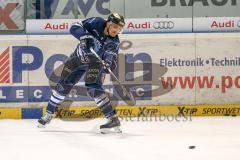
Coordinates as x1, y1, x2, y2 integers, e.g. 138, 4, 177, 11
0, 116, 240, 160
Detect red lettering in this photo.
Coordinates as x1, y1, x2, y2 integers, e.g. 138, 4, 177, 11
135, 24, 140, 29
45, 23, 68, 30
59, 23, 68, 29
211, 21, 218, 28
127, 22, 150, 29
211, 20, 235, 28
235, 76, 240, 88
219, 23, 224, 28
44, 23, 52, 30
52, 25, 58, 29
127, 22, 134, 29
142, 22, 150, 28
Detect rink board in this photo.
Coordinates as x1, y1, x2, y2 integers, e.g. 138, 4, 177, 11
1, 105, 240, 119
0, 108, 21, 119
1, 33, 240, 119
1, 33, 240, 106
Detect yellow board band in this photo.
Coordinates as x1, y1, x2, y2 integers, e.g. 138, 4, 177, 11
0, 108, 21, 119
52, 105, 240, 119
1, 105, 240, 119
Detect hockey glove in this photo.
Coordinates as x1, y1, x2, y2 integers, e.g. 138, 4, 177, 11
103, 55, 117, 73
79, 34, 95, 51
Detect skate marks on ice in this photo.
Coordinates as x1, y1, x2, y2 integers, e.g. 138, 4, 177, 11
39, 119, 142, 138
40, 128, 140, 138
3, 117, 240, 160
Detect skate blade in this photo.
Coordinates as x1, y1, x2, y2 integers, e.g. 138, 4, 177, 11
100, 126, 122, 134
37, 123, 46, 128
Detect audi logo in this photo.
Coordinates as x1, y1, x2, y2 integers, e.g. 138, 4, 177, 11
238, 20, 240, 28
153, 21, 175, 29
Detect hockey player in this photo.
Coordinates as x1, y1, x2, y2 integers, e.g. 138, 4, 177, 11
38, 13, 125, 133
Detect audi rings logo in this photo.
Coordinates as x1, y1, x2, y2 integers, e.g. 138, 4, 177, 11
153, 21, 175, 29
237, 20, 240, 28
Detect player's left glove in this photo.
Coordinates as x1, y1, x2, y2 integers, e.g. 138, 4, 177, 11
103, 53, 117, 73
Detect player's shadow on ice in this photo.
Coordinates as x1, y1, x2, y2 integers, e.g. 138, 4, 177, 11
48, 59, 173, 122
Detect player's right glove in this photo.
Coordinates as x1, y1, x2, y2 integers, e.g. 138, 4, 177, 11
78, 34, 97, 63
79, 34, 95, 51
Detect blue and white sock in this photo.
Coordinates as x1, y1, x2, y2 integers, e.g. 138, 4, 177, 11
94, 94, 115, 118
46, 91, 65, 114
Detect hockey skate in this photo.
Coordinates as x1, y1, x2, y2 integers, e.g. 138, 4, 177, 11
100, 116, 122, 134
37, 112, 52, 128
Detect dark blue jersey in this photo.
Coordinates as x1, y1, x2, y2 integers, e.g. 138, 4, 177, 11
70, 17, 120, 63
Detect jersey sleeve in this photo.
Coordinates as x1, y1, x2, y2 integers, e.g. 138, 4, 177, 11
70, 17, 96, 40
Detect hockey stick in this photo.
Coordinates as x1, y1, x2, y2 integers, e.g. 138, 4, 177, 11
90, 47, 136, 106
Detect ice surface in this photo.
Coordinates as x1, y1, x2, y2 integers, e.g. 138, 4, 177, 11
0, 117, 240, 160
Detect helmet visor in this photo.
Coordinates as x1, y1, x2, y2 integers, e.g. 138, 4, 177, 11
109, 22, 124, 33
